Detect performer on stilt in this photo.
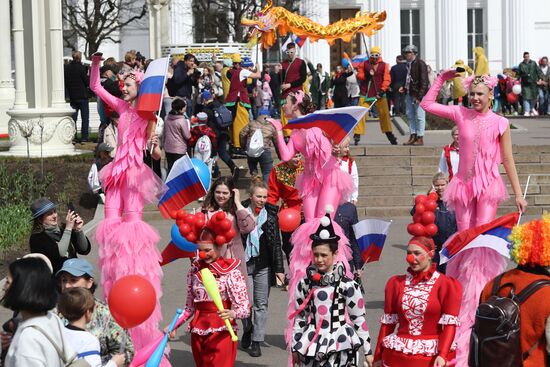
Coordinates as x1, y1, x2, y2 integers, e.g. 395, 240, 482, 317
420, 69, 528, 366
89, 54, 168, 361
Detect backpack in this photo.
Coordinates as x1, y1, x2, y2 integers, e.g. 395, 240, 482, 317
195, 135, 212, 158
29, 324, 91, 367
213, 105, 233, 128
246, 128, 265, 158
468, 274, 550, 367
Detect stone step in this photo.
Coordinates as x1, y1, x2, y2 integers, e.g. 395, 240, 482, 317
412, 173, 550, 187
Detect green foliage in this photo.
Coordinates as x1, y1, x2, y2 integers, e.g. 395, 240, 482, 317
0, 204, 31, 251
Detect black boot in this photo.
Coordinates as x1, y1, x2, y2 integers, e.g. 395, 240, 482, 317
353, 134, 360, 146
240, 326, 253, 349
248, 341, 262, 357
385, 132, 398, 145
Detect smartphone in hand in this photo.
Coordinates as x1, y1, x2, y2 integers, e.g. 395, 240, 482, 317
67, 202, 75, 212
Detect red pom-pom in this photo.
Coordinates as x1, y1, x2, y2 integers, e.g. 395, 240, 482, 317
311, 273, 321, 282
415, 203, 426, 215
198, 251, 207, 259
225, 228, 236, 241
415, 195, 428, 205
186, 232, 197, 243
428, 192, 439, 201
413, 213, 422, 224
421, 211, 435, 225
179, 223, 191, 236
215, 235, 227, 246
424, 200, 437, 212
219, 218, 232, 232
425, 223, 438, 237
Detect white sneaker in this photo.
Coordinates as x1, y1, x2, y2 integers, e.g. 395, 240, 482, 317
513, 111, 518, 116
532, 110, 539, 116
524, 112, 530, 117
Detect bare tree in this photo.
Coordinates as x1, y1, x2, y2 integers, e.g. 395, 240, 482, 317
62, 0, 148, 57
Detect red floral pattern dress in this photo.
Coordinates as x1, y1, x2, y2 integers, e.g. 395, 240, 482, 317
374, 265, 462, 366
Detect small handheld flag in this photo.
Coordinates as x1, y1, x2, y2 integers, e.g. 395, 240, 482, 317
158, 155, 208, 219
439, 212, 519, 264
286, 106, 368, 144
137, 57, 170, 120
352, 219, 392, 265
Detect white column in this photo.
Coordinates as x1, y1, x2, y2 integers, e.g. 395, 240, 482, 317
171, 0, 194, 44
502, 0, 529, 68
437, 0, 468, 70
31, 0, 48, 108
423, 0, 438, 69
300, 0, 330, 71
370, 0, 401, 65
486, 0, 503, 74
0, 0, 15, 134
11, 0, 28, 109
48, 0, 66, 107
148, 2, 157, 58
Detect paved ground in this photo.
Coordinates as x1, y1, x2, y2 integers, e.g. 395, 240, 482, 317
0, 115, 547, 366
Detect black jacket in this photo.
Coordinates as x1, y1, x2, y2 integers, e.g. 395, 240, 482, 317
64, 61, 89, 101
390, 62, 408, 91
269, 71, 282, 99
29, 230, 91, 274
241, 201, 285, 278
171, 60, 200, 98
334, 202, 363, 271
406, 57, 429, 99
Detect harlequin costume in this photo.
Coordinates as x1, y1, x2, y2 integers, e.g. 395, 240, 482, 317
225, 54, 253, 148
375, 238, 462, 367
280, 52, 307, 136
89, 55, 167, 359
420, 70, 512, 366
181, 257, 251, 367
290, 211, 372, 367
356, 46, 398, 145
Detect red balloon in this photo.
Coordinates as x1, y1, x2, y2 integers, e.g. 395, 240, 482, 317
428, 192, 439, 202
278, 208, 301, 232
415, 203, 426, 215
425, 200, 437, 212
194, 219, 206, 231
215, 235, 227, 246
176, 219, 185, 227
415, 195, 428, 205
186, 232, 197, 243
186, 214, 197, 225
225, 228, 237, 241
425, 223, 438, 237
413, 213, 422, 224
219, 218, 233, 232
215, 211, 226, 222
179, 223, 191, 236
410, 223, 426, 237
421, 211, 435, 225
407, 223, 417, 236
108, 275, 156, 329
169, 210, 179, 220
195, 212, 206, 222
177, 210, 186, 220
507, 92, 518, 104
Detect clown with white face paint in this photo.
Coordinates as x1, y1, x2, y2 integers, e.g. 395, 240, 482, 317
89, 53, 167, 362
420, 70, 528, 366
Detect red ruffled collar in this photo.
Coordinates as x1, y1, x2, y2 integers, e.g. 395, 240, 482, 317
195, 258, 240, 280
407, 263, 437, 285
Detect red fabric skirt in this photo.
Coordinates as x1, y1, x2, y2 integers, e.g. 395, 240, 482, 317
382, 348, 456, 367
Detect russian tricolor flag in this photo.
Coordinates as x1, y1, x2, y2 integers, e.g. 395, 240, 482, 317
158, 155, 207, 219
136, 57, 170, 120
353, 219, 392, 264
295, 36, 307, 48
286, 106, 368, 144
439, 212, 519, 264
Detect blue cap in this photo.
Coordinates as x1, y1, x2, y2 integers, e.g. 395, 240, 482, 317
258, 107, 270, 117
201, 90, 212, 101
241, 57, 254, 68
56, 258, 95, 278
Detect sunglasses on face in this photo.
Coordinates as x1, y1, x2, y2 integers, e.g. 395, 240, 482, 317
371, 54, 380, 58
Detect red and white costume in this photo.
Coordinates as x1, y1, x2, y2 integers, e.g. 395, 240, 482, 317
375, 265, 462, 366
438, 144, 460, 180
181, 258, 250, 367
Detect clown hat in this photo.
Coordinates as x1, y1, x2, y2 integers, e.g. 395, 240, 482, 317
310, 205, 340, 243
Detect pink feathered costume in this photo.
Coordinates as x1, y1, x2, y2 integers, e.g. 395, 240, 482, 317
90, 56, 169, 364
420, 71, 510, 367
274, 125, 354, 360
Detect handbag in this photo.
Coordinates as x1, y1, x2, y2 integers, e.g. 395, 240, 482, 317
28, 322, 91, 367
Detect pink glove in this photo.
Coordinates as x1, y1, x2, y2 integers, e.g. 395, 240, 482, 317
267, 118, 283, 132
441, 69, 459, 81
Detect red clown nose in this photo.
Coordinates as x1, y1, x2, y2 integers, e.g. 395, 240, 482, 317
406, 254, 415, 265
198, 251, 207, 260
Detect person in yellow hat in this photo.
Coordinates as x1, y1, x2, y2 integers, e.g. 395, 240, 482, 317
355, 46, 398, 145
451, 59, 473, 106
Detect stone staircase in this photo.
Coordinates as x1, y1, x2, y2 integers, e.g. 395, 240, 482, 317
143, 144, 550, 220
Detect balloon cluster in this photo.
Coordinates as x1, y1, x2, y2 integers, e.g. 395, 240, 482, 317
407, 193, 439, 237
170, 210, 236, 247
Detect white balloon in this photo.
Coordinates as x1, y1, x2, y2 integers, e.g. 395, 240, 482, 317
512, 84, 522, 95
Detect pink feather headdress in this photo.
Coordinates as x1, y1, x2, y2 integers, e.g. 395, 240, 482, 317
462, 75, 498, 90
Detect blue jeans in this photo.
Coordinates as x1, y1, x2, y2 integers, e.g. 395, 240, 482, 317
405, 94, 426, 137
242, 263, 270, 342
247, 149, 273, 183
538, 89, 550, 114
70, 99, 89, 140
523, 99, 535, 114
